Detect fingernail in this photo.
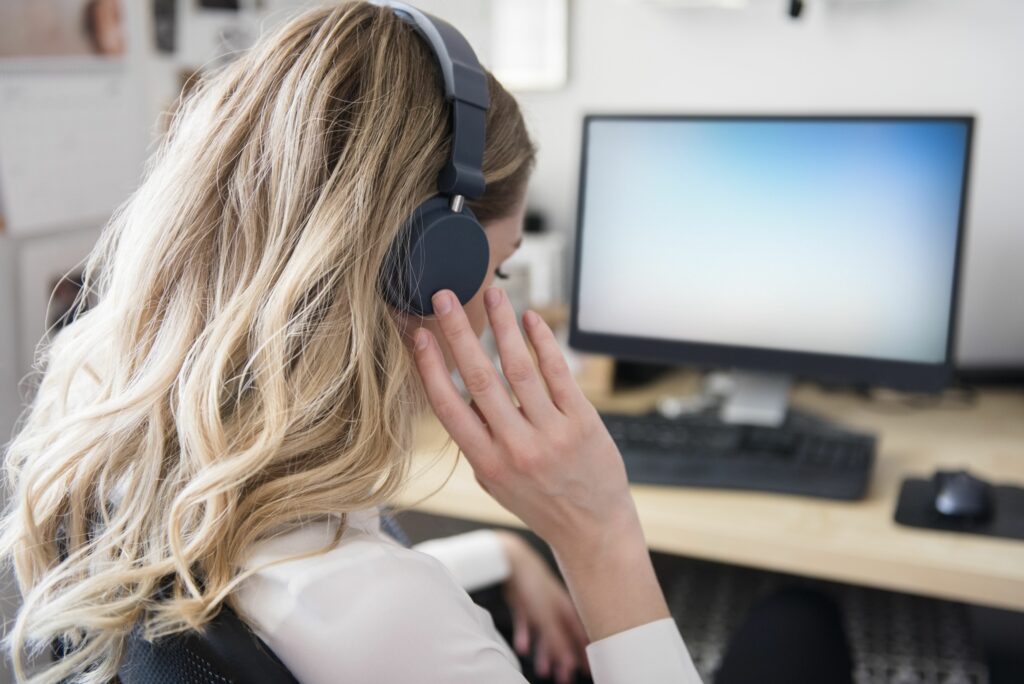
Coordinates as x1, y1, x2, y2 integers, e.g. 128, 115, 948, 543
432, 290, 452, 315
485, 287, 502, 310
523, 310, 538, 327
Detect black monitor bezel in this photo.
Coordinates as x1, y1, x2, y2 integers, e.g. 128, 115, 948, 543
568, 114, 975, 392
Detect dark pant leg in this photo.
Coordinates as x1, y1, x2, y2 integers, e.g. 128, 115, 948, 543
716, 586, 853, 684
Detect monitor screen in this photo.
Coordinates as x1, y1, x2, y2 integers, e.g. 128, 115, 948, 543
575, 117, 970, 369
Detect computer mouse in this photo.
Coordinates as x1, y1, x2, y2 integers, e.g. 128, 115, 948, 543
932, 470, 994, 521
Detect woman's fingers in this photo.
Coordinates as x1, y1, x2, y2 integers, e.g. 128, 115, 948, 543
431, 290, 527, 435
412, 328, 497, 473
563, 601, 591, 675
522, 309, 587, 415
483, 288, 558, 425
555, 658, 575, 684
544, 631, 576, 684
533, 641, 551, 679
512, 609, 530, 655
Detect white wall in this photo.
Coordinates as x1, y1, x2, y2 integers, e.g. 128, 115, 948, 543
0, 244, 21, 679
509, 0, 1024, 368
0, 238, 18, 448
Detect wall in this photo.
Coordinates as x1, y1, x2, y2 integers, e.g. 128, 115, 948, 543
511, 0, 1024, 368
0, 238, 19, 448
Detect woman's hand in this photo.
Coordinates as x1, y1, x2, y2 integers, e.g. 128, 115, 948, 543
413, 288, 671, 642
412, 287, 637, 560
496, 532, 590, 684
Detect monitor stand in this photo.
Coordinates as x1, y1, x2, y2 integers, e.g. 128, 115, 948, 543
718, 371, 792, 427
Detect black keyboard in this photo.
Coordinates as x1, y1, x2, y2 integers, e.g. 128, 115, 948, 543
601, 410, 875, 500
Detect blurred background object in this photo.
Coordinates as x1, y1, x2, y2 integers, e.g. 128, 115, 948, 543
152, 0, 178, 54
0, 0, 126, 59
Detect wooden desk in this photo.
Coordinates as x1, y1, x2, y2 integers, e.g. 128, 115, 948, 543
396, 371, 1024, 612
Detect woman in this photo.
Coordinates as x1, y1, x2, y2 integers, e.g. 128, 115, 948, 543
1, 3, 699, 682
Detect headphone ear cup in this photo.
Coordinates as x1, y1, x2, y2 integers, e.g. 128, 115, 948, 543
381, 196, 490, 316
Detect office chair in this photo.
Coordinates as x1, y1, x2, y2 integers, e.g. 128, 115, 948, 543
52, 532, 295, 682
118, 603, 299, 684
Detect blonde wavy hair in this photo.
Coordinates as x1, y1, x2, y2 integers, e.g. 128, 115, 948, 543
1, 3, 534, 682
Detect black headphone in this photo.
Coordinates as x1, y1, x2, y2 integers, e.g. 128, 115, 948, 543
377, 1, 491, 317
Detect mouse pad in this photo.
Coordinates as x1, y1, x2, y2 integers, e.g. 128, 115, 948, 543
894, 478, 1024, 542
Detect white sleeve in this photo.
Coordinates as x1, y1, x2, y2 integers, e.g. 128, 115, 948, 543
413, 529, 511, 592
245, 543, 528, 684
586, 617, 703, 683
238, 529, 702, 684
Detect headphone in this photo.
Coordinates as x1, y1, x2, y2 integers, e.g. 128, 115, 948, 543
376, 2, 491, 317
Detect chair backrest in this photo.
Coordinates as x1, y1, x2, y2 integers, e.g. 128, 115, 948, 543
118, 603, 299, 684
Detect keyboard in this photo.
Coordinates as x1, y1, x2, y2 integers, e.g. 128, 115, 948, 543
601, 410, 875, 500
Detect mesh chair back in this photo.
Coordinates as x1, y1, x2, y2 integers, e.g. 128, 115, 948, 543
119, 604, 299, 684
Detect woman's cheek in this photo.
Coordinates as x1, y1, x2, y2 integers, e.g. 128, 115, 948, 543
465, 288, 488, 338
462, 266, 495, 337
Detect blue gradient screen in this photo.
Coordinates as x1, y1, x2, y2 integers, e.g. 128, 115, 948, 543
577, 118, 968, 364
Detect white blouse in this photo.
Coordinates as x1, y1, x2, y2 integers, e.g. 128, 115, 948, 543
235, 508, 702, 683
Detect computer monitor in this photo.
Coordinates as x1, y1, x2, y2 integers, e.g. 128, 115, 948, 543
570, 115, 973, 424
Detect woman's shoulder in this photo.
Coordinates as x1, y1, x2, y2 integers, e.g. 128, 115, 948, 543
236, 516, 489, 629
234, 518, 521, 683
